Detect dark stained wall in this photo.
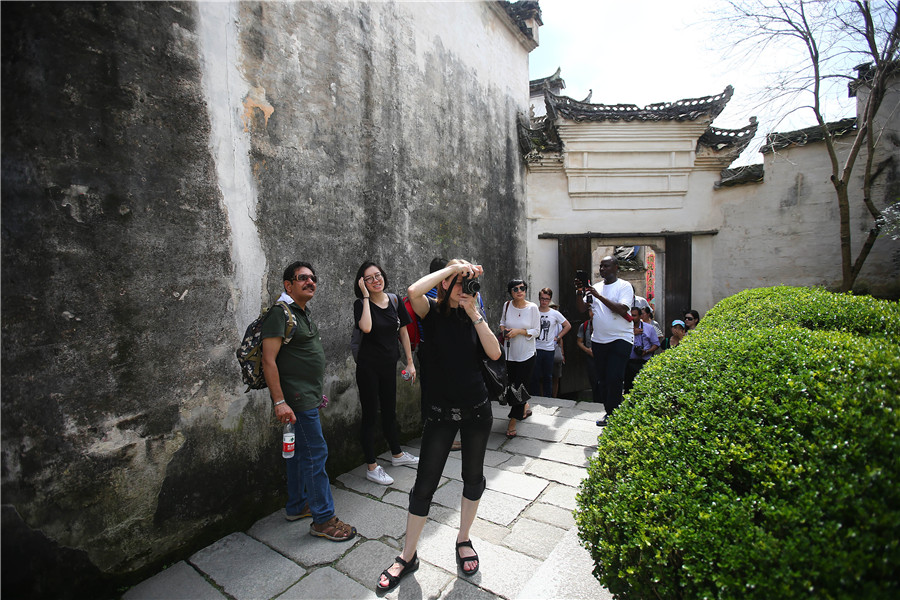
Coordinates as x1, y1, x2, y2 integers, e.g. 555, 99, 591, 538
1, 2, 531, 596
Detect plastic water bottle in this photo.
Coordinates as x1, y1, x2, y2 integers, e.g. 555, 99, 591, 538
282, 422, 295, 459
401, 370, 411, 381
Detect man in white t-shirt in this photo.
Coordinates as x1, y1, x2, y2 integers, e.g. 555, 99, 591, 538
575, 256, 634, 426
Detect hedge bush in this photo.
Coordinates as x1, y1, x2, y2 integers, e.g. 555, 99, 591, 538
576, 287, 900, 599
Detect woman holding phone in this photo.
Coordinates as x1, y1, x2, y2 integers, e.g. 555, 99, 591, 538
376, 259, 501, 592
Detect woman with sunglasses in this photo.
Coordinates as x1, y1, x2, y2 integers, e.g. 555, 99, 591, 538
684, 309, 701, 332
500, 278, 540, 439
354, 261, 419, 486
376, 259, 501, 591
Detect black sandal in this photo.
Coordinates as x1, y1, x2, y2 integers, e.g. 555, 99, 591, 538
377, 552, 418, 592
456, 540, 479, 576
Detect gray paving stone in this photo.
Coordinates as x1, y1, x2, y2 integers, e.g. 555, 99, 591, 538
513, 420, 567, 442
432, 480, 529, 527
469, 516, 511, 546
516, 526, 613, 600
247, 510, 359, 566
483, 465, 548, 500
556, 405, 605, 421
525, 457, 588, 488
502, 517, 566, 560
539, 483, 579, 511
490, 453, 531, 473
337, 539, 453, 599
438, 577, 499, 600
482, 448, 513, 467
440, 455, 464, 481
554, 414, 604, 433
522, 502, 576, 530
485, 431, 507, 451
563, 427, 601, 448
123, 561, 225, 600
425, 502, 462, 529
383, 490, 409, 509
573, 401, 605, 412
503, 436, 592, 467
337, 468, 389, 498
278, 566, 375, 599
528, 397, 576, 409
332, 487, 409, 540
189, 532, 304, 600
415, 520, 541, 599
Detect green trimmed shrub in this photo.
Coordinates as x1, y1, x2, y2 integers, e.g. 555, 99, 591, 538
576, 287, 900, 599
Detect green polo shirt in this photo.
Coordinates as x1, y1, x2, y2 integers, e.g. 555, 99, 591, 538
260, 302, 325, 412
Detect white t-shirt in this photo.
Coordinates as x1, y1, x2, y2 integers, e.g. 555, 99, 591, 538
500, 301, 540, 362
586, 278, 635, 344
535, 308, 566, 352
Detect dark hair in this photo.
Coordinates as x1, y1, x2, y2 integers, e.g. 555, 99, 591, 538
354, 260, 388, 299
643, 307, 653, 318
430, 257, 448, 273
539, 287, 553, 299
437, 259, 463, 314
507, 278, 526, 295
283, 261, 316, 282
685, 309, 700, 323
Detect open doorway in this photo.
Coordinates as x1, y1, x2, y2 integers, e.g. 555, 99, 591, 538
554, 234, 691, 399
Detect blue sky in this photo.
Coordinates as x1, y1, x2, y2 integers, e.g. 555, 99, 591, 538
527, 0, 858, 165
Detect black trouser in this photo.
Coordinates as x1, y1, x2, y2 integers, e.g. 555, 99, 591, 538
408, 401, 492, 516
592, 339, 631, 417
506, 355, 535, 420
356, 358, 402, 465
625, 358, 647, 393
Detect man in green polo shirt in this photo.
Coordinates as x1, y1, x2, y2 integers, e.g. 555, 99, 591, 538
261, 261, 357, 542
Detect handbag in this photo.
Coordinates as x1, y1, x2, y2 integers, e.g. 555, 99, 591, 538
553, 344, 564, 364
481, 346, 509, 405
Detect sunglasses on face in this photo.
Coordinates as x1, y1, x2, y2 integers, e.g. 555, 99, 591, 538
363, 272, 383, 284
539, 296, 551, 301
511, 285, 527, 293
684, 316, 695, 321
293, 274, 318, 283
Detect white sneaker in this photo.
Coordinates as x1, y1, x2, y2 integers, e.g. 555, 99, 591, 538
366, 465, 393, 485
391, 451, 420, 467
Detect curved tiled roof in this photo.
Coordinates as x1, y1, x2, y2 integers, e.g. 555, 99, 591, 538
545, 86, 734, 123
530, 67, 565, 95
698, 118, 758, 151
760, 117, 857, 154
501, 0, 541, 41
716, 164, 765, 188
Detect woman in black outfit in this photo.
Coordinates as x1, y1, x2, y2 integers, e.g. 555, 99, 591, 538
376, 259, 501, 592
354, 261, 419, 487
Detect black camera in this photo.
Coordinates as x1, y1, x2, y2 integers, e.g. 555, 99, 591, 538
461, 276, 481, 295
634, 346, 644, 356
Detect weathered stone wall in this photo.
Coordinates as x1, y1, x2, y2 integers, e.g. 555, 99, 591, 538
0, 1, 531, 596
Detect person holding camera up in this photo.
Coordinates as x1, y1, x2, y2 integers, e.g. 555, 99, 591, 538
624, 306, 659, 393
376, 259, 501, 592
500, 278, 540, 438
353, 261, 419, 486
575, 256, 635, 426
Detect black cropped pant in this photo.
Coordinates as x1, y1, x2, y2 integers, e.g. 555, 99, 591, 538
356, 358, 402, 465
408, 401, 492, 517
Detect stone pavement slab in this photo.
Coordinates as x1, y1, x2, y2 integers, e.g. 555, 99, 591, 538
123, 560, 226, 600
332, 487, 409, 540
189, 532, 304, 600
539, 482, 579, 511
278, 566, 375, 600
247, 510, 359, 566
483, 464, 548, 500
432, 480, 529, 527
522, 502, 576, 530
516, 526, 613, 600
415, 520, 541, 599
557, 405, 606, 421
438, 577, 499, 600
502, 517, 567, 560
525, 457, 589, 487
503, 436, 592, 467
337, 539, 454, 599
563, 427, 601, 447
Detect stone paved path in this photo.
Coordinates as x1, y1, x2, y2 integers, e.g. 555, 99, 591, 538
124, 398, 613, 600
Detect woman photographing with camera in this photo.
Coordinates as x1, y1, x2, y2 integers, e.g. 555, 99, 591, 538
376, 259, 500, 592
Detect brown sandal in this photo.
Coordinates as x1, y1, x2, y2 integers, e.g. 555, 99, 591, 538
309, 516, 357, 542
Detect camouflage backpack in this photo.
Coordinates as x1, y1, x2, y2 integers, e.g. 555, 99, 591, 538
236, 301, 297, 392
